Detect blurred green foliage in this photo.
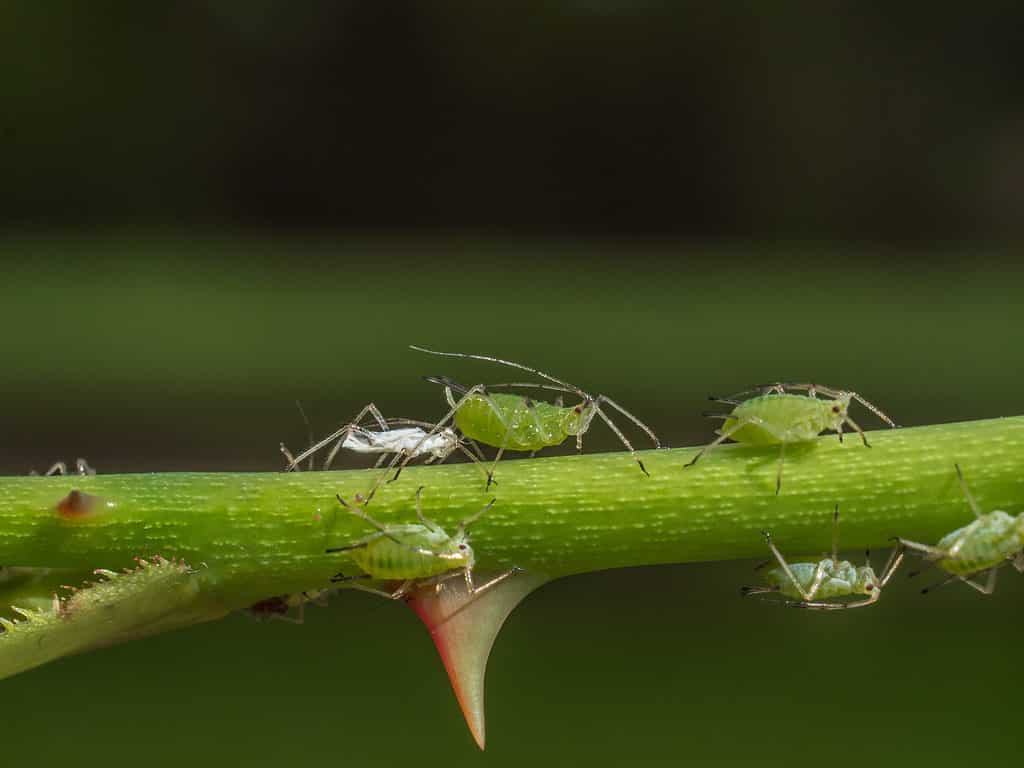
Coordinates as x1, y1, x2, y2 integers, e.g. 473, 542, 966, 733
0, 236, 1020, 766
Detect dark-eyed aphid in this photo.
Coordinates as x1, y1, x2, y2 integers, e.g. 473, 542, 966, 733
686, 382, 896, 494
402, 345, 660, 487
897, 464, 1024, 595
247, 591, 328, 624
327, 487, 520, 600
742, 505, 904, 610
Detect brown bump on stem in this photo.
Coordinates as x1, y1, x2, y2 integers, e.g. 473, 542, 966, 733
55, 489, 101, 519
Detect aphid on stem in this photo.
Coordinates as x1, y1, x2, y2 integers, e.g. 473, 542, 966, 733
399, 345, 661, 488
742, 505, 904, 610
281, 401, 489, 479
327, 486, 520, 600
686, 382, 896, 494
896, 464, 1024, 595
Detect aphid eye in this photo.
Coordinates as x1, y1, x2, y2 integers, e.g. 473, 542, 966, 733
865, 584, 875, 591
574, 405, 583, 414
832, 405, 840, 413
458, 544, 467, 550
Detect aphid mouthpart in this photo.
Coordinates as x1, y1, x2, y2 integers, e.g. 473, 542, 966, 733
686, 382, 896, 494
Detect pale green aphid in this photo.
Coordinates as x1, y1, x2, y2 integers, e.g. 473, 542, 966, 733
327, 487, 520, 600
401, 345, 661, 487
686, 382, 897, 494
742, 505, 905, 610
897, 464, 1024, 595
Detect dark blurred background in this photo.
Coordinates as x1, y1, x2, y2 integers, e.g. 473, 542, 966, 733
1, 3, 1022, 767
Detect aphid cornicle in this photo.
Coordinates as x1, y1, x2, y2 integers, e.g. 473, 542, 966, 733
399, 345, 661, 487
742, 505, 905, 610
326, 487, 520, 600
896, 464, 1024, 595
279, 402, 491, 492
686, 382, 896, 494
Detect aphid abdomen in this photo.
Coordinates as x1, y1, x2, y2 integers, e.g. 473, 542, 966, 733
936, 512, 1022, 575
454, 393, 567, 451
348, 526, 455, 580
726, 395, 828, 445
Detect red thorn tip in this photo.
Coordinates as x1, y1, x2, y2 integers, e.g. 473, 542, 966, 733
405, 572, 550, 751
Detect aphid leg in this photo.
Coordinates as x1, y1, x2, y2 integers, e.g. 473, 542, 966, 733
893, 537, 949, 562
592, 400, 650, 476
464, 565, 522, 596
346, 579, 417, 600
388, 384, 498, 486
593, 394, 661, 448
954, 464, 983, 519
684, 415, 766, 469
920, 574, 958, 595
956, 566, 1000, 595
280, 443, 301, 469
844, 415, 870, 447
876, 543, 906, 587
761, 530, 817, 601
1012, 551, 1024, 573
787, 592, 879, 610
75, 459, 96, 476
44, 462, 68, 476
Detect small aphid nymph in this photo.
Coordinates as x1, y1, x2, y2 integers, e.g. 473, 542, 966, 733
326, 487, 520, 600
896, 464, 1024, 595
686, 382, 896, 494
402, 345, 661, 487
742, 505, 904, 610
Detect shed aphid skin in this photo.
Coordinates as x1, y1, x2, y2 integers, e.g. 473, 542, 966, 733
402, 345, 661, 487
896, 464, 1024, 595
742, 505, 905, 610
280, 402, 491, 490
326, 487, 521, 600
686, 382, 896, 494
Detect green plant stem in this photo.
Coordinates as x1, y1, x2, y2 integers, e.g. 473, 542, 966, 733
0, 417, 1021, 610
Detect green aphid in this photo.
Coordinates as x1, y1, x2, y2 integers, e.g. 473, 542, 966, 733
742, 505, 904, 610
686, 382, 896, 494
404, 345, 660, 487
327, 487, 520, 600
897, 464, 1024, 595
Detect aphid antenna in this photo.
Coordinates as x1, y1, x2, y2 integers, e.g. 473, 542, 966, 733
456, 497, 497, 535
707, 395, 742, 406
701, 411, 732, 420
954, 463, 983, 519
332, 493, 409, 548
423, 374, 472, 395
848, 392, 898, 428
413, 486, 443, 533
471, 381, 578, 396
411, 345, 583, 395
